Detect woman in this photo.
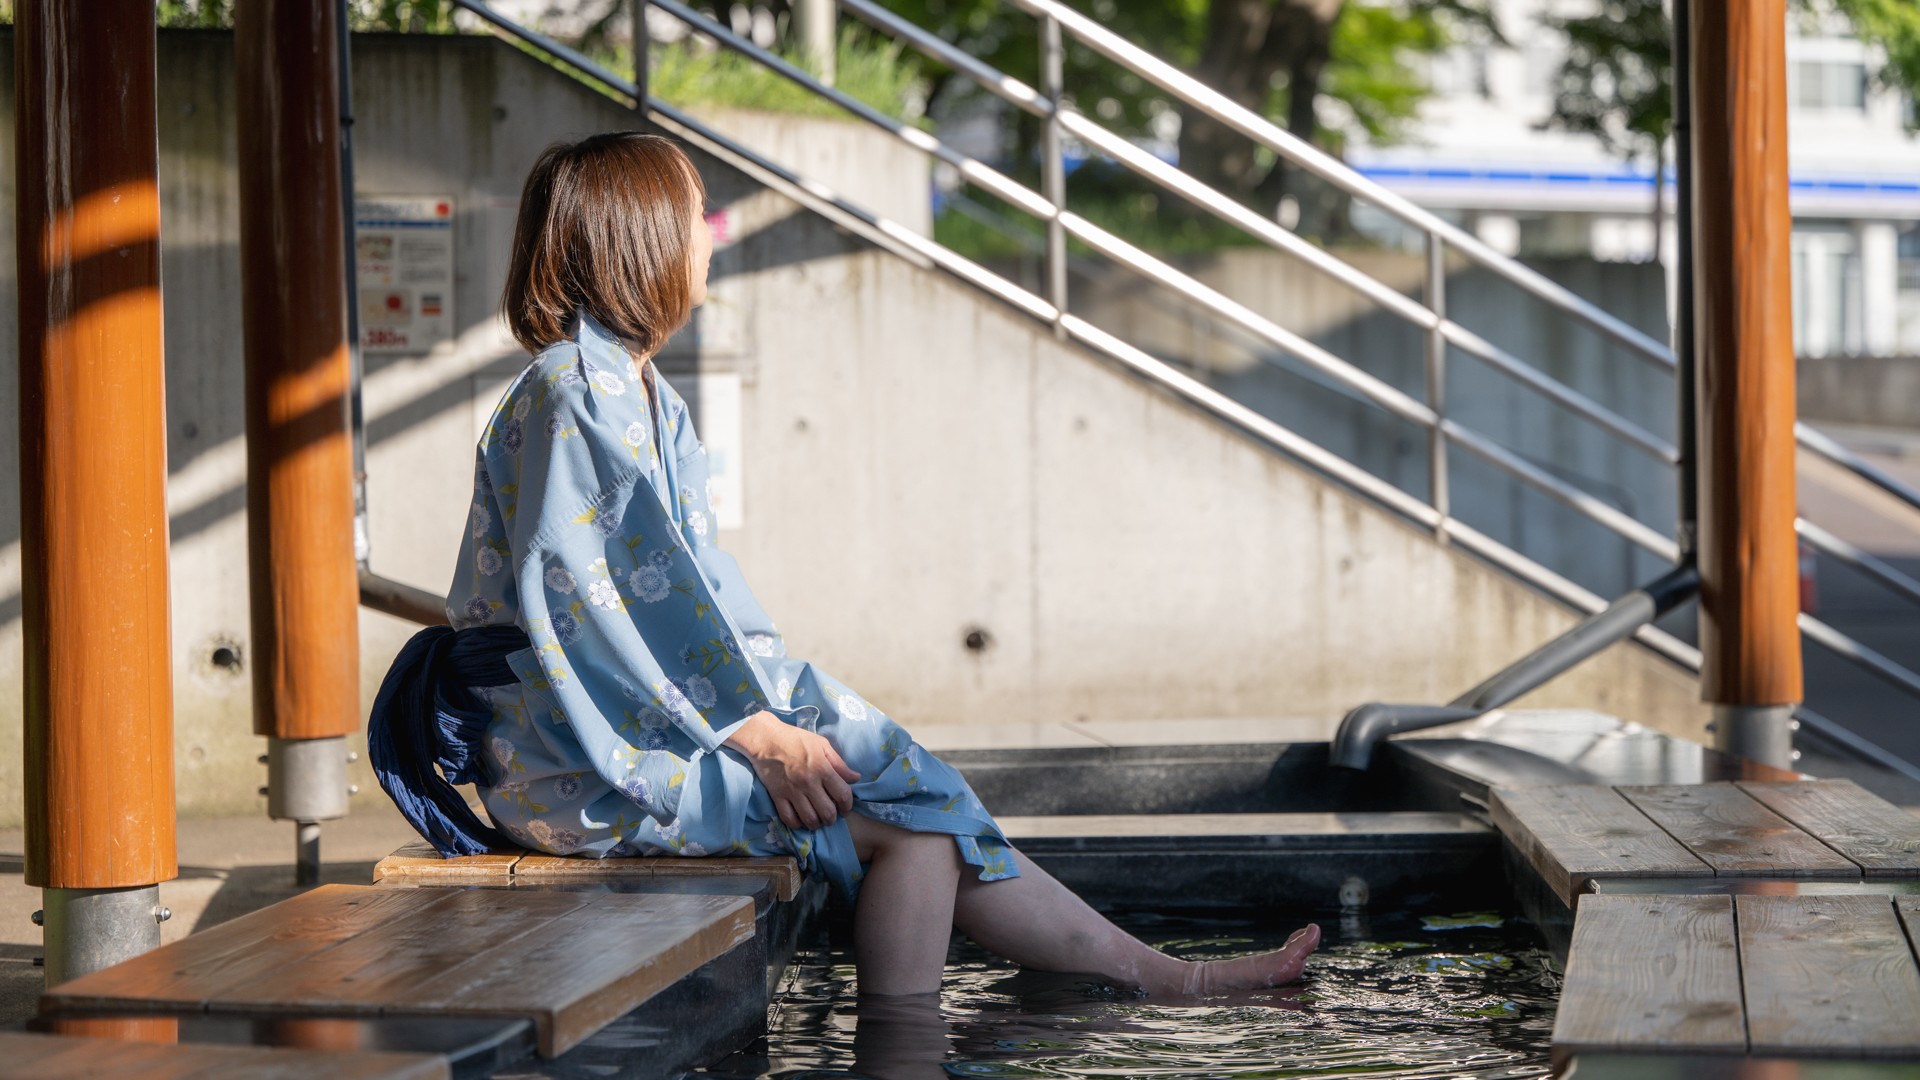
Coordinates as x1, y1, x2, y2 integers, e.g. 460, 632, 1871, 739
373, 131, 1319, 998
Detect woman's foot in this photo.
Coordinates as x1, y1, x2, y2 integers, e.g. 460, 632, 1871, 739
1176, 923, 1321, 996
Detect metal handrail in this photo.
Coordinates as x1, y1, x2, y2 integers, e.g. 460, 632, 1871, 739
999, 0, 1677, 369
847, 0, 1679, 465
1796, 423, 1920, 519
972, 0, 1920, 538
446, 0, 1920, 754
1797, 519, 1920, 611
646, 0, 1685, 559
842, 0, 1920, 722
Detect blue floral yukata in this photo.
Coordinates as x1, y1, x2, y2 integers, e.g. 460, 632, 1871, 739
446, 313, 1017, 899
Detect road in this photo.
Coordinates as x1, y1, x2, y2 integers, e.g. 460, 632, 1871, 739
1793, 425, 1920, 803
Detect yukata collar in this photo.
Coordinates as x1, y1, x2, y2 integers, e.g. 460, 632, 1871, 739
571, 309, 627, 362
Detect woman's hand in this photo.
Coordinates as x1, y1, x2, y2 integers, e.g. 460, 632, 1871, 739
725, 711, 861, 830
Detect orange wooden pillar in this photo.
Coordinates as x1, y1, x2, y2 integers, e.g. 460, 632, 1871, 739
1690, 0, 1803, 767
15, 0, 177, 982
235, 0, 362, 883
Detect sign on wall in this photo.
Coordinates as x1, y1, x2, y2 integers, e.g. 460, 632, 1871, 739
355, 196, 454, 353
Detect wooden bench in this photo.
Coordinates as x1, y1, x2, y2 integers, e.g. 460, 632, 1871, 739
0, 1029, 448, 1079
371, 840, 803, 902
40, 883, 756, 1058
1491, 778, 1920, 907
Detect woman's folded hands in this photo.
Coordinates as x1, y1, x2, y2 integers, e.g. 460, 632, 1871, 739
725, 710, 861, 830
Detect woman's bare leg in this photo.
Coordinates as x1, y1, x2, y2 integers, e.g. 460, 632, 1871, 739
843, 817, 1318, 997
951, 846, 1320, 996
846, 814, 964, 996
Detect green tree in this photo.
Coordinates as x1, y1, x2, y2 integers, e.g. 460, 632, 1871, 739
883, 0, 1495, 240
153, 0, 456, 31
1543, 0, 1671, 258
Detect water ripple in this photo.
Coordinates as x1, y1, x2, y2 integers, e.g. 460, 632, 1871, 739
703, 910, 1557, 1080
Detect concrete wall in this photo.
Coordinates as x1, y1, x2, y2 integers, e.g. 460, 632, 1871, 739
1800, 354, 1920, 430
0, 30, 1707, 828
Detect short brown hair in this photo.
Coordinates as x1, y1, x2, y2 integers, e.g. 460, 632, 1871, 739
501, 131, 707, 355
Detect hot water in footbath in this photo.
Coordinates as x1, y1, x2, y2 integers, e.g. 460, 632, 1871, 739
702, 909, 1557, 1080
701, 740, 1559, 1080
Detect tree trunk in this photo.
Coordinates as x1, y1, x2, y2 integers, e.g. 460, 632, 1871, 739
1177, 0, 1283, 200
1256, 0, 1349, 240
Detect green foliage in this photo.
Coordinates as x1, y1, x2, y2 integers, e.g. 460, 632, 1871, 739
1543, 0, 1671, 161
1549, 0, 1920, 157
155, 0, 229, 28
641, 30, 927, 121
1832, 0, 1920, 104
151, 0, 455, 31
1326, 2, 1459, 149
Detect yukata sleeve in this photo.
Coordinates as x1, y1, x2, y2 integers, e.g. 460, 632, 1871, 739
509, 386, 773, 774
448, 452, 519, 629
659, 395, 789, 663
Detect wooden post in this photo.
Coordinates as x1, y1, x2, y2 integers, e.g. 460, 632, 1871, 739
1690, 0, 1802, 767
236, 0, 362, 879
15, 0, 176, 981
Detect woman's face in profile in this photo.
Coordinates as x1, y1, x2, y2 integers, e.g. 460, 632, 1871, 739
689, 204, 713, 309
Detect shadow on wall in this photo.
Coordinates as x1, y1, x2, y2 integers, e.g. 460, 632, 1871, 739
0, 28, 862, 632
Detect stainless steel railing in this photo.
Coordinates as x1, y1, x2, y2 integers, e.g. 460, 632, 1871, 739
444, 0, 1920, 755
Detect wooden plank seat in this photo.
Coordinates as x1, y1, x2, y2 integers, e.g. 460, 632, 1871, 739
372, 840, 802, 901
40, 884, 756, 1058
1554, 893, 1920, 1061
1491, 779, 1920, 906
0, 1029, 449, 1079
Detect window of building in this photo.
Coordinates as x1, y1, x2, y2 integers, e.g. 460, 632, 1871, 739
1793, 227, 1865, 357
1791, 59, 1868, 113
1898, 224, 1920, 354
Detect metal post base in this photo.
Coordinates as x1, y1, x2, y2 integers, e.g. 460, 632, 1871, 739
42, 885, 164, 987
267, 736, 352, 888
1712, 703, 1797, 770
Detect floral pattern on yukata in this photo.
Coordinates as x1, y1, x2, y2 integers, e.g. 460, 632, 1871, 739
445, 312, 1017, 898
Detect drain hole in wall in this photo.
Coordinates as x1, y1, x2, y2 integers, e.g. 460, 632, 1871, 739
211, 644, 243, 674
963, 627, 992, 653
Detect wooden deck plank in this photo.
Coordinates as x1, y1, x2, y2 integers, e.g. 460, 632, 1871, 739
211, 889, 593, 1011
511, 854, 801, 902
1618, 784, 1862, 879
385, 890, 757, 1056
1489, 785, 1712, 906
43, 886, 445, 1010
1739, 894, 1920, 1057
372, 840, 521, 885
1550, 894, 1746, 1056
0, 1032, 449, 1079
43, 885, 757, 1060
1738, 779, 1920, 878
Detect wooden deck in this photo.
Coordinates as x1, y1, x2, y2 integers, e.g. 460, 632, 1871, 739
371, 840, 803, 901
1493, 778, 1920, 1065
39, 884, 756, 1058
1492, 778, 1920, 906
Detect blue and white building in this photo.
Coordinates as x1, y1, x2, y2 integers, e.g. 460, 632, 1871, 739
1349, 0, 1920, 358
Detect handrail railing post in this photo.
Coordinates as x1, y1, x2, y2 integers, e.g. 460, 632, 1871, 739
1040, 12, 1067, 334
1426, 232, 1450, 539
